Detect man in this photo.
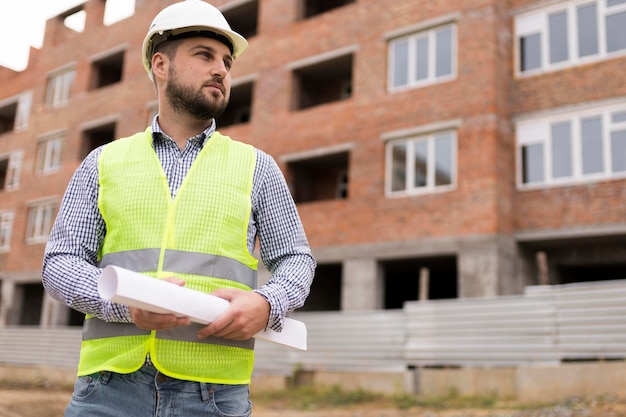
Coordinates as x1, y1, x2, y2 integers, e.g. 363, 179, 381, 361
41, 1, 316, 416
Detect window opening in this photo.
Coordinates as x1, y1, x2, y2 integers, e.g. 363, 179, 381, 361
223, 0, 258, 39
293, 54, 353, 110
300, 0, 355, 19
90, 51, 124, 89
218, 81, 254, 127
81, 123, 116, 160
298, 263, 342, 311
287, 151, 349, 203
381, 256, 458, 309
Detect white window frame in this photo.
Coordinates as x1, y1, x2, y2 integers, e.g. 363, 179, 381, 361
515, 0, 626, 77
25, 199, 56, 244
516, 100, 626, 189
0, 151, 23, 191
15, 91, 33, 131
0, 210, 14, 253
45, 66, 76, 108
37, 133, 64, 174
387, 22, 457, 92
383, 123, 458, 197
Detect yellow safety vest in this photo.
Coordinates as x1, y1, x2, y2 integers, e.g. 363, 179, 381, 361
78, 127, 258, 384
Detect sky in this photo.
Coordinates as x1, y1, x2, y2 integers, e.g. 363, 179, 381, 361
0, 0, 135, 71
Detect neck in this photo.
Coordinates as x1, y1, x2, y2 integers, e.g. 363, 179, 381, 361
157, 106, 212, 149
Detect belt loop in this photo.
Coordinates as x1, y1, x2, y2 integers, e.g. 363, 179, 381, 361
200, 383, 211, 403
99, 371, 112, 385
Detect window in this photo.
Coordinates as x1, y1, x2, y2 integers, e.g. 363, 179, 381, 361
516, 0, 626, 75
90, 50, 124, 89
285, 148, 350, 203
0, 151, 23, 191
517, 102, 626, 187
45, 67, 75, 108
26, 200, 56, 244
0, 211, 14, 253
218, 80, 254, 127
291, 49, 354, 110
37, 133, 64, 174
388, 23, 456, 91
81, 122, 116, 159
0, 92, 32, 134
222, 0, 258, 39
386, 130, 456, 196
300, 0, 354, 19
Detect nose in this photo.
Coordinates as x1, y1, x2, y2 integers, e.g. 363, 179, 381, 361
212, 60, 228, 79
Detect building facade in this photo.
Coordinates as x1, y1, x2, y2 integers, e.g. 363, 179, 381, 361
0, 0, 625, 326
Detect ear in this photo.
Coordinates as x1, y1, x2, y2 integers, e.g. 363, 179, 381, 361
151, 52, 168, 81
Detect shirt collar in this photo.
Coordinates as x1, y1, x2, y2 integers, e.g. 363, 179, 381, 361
150, 115, 216, 148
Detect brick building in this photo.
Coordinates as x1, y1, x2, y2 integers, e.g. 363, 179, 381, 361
0, 0, 625, 326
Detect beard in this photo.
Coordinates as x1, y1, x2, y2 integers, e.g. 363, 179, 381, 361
165, 66, 229, 121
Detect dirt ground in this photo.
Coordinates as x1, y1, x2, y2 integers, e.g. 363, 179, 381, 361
1, 388, 626, 417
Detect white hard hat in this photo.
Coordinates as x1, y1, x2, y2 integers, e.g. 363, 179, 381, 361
142, 0, 248, 79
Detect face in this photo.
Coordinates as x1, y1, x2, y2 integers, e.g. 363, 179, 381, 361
163, 37, 233, 121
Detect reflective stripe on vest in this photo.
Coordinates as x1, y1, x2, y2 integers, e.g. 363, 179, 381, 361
83, 319, 255, 350
99, 249, 257, 289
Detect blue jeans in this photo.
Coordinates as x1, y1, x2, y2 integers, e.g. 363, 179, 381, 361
64, 364, 252, 417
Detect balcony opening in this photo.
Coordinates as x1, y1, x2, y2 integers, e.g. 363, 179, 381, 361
300, 0, 355, 18
218, 81, 254, 127
222, 0, 258, 39
293, 53, 353, 110
0, 101, 17, 135
90, 50, 125, 89
298, 263, 342, 311
18, 283, 44, 325
59, 5, 86, 33
381, 256, 458, 309
287, 151, 349, 203
81, 122, 116, 159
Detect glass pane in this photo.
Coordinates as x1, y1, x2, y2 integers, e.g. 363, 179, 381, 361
391, 143, 407, 192
611, 130, 626, 172
392, 39, 409, 88
607, 0, 626, 7
581, 116, 604, 174
549, 11, 569, 63
606, 11, 626, 53
521, 33, 542, 71
613, 111, 626, 123
577, 4, 599, 57
435, 26, 453, 77
416, 37, 429, 80
413, 141, 428, 188
522, 143, 544, 183
551, 122, 573, 178
434, 133, 453, 186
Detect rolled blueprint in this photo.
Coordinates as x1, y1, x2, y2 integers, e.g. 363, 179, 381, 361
98, 265, 307, 350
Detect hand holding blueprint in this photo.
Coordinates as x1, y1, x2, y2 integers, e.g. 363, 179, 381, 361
98, 265, 307, 350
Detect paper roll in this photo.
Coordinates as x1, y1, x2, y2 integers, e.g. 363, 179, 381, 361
98, 265, 307, 350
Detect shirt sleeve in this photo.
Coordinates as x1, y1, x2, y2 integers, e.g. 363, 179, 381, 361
41, 147, 131, 323
251, 150, 316, 332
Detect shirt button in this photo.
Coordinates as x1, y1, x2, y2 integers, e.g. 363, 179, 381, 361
177, 158, 182, 164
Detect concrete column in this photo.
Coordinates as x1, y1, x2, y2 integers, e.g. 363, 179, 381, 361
0, 280, 15, 326
40, 294, 70, 327
458, 235, 519, 298
341, 258, 382, 310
